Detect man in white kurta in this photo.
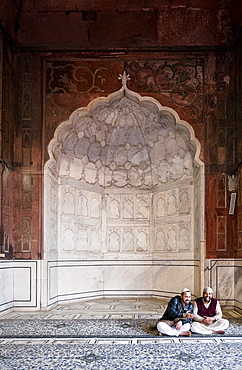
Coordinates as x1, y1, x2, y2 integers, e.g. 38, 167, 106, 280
157, 288, 194, 337
191, 287, 229, 335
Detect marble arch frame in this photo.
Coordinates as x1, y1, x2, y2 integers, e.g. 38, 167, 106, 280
43, 74, 205, 306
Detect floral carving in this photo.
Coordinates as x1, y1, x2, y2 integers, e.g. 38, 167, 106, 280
46, 62, 113, 107
125, 60, 203, 121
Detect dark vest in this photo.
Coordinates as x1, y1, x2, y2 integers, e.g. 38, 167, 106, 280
196, 297, 217, 317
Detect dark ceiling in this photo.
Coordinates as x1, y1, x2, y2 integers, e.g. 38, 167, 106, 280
0, 0, 241, 50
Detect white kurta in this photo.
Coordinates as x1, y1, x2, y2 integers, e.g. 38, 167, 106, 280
190, 299, 229, 334
157, 322, 191, 337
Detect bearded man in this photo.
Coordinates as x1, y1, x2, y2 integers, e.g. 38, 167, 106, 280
191, 287, 229, 335
157, 288, 194, 337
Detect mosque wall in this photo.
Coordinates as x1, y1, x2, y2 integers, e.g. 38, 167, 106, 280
0, 27, 241, 311
1, 258, 242, 313
234, 30, 242, 258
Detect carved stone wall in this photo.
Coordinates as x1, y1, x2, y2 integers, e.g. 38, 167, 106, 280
0, 48, 238, 262
0, 35, 14, 259
234, 30, 242, 261
44, 76, 203, 267
205, 52, 237, 258
10, 53, 43, 259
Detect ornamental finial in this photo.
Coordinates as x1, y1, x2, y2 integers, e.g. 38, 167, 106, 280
118, 71, 131, 88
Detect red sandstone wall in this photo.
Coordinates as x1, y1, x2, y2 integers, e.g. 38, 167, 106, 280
234, 32, 242, 256
0, 47, 240, 259
43, 52, 238, 259
0, 36, 15, 259
0, 1, 241, 260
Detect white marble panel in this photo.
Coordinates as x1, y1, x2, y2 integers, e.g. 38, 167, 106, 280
48, 261, 59, 305
0, 261, 14, 310
234, 260, 242, 311
205, 259, 235, 306
13, 261, 39, 308
152, 262, 197, 297
0, 260, 40, 313
55, 263, 104, 301
103, 263, 152, 293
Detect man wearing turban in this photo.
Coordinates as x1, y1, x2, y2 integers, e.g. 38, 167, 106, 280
191, 287, 229, 334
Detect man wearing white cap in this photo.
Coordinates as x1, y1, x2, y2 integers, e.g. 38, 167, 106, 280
157, 288, 194, 337
191, 287, 229, 334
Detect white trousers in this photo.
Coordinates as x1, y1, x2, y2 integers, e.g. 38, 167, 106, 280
191, 318, 229, 334
157, 321, 191, 337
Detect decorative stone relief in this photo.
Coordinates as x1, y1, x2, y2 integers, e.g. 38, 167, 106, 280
45, 72, 203, 260
22, 127, 32, 166
22, 174, 32, 209
136, 229, 149, 252
63, 190, 75, 215
76, 227, 88, 251
217, 174, 226, 208
217, 216, 226, 250
62, 226, 75, 251
166, 227, 177, 252
125, 60, 203, 123
108, 229, 120, 252
108, 197, 121, 219
49, 219, 57, 251
76, 192, 88, 217
22, 82, 32, 121
107, 225, 150, 254
179, 188, 191, 214
167, 191, 177, 216
155, 222, 192, 253
217, 272, 233, 299
136, 195, 149, 219
123, 198, 134, 219
178, 225, 190, 251
122, 229, 134, 252
90, 228, 101, 252
46, 63, 114, 107
90, 197, 101, 219
50, 179, 58, 213
156, 195, 166, 218
3, 214, 10, 252
155, 229, 166, 251
3, 168, 10, 208
21, 216, 31, 251
50, 84, 197, 189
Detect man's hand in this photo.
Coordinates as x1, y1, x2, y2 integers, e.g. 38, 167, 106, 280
201, 316, 215, 325
175, 320, 183, 331
184, 311, 195, 319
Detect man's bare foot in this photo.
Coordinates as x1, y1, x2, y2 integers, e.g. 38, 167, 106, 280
212, 330, 225, 334
158, 332, 163, 336
179, 331, 191, 337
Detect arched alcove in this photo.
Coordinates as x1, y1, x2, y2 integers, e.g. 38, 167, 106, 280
44, 73, 204, 305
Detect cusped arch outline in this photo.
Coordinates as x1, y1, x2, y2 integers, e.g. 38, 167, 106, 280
46, 72, 203, 179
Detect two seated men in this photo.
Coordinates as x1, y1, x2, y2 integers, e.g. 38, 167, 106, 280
157, 287, 229, 337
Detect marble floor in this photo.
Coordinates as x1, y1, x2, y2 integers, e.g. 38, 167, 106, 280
0, 297, 167, 320
0, 298, 242, 369
0, 297, 241, 341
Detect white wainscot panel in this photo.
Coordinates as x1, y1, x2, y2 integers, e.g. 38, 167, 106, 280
152, 263, 197, 297
48, 261, 59, 305
217, 265, 234, 301
0, 262, 14, 311
50, 262, 104, 302
234, 262, 242, 311
103, 263, 152, 295
13, 261, 38, 308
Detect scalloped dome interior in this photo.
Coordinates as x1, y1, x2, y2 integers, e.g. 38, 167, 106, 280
47, 85, 201, 188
